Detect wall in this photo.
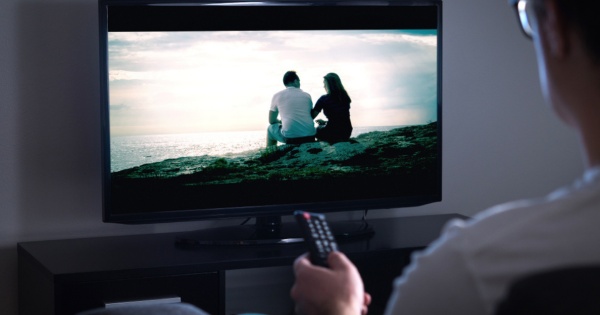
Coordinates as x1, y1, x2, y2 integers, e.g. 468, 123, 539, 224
0, 0, 583, 314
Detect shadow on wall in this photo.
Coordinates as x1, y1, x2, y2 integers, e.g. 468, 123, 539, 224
8, 1, 106, 313
16, 0, 104, 237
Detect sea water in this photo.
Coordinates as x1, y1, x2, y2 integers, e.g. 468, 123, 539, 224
110, 126, 401, 172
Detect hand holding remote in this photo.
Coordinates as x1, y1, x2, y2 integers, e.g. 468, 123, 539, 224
291, 244, 372, 315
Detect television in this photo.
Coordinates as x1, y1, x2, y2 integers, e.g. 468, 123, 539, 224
99, 0, 443, 244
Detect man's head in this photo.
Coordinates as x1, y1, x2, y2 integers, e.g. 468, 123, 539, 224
510, 0, 600, 167
510, 0, 600, 63
283, 71, 300, 88
513, 0, 598, 121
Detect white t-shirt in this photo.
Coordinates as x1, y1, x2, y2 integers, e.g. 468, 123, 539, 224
384, 167, 600, 315
270, 87, 315, 138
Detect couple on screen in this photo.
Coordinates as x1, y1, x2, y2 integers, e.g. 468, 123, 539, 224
266, 71, 353, 147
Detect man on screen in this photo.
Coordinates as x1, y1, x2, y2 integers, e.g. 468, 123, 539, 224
267, 71, 316, 147
291, 0, 600, 314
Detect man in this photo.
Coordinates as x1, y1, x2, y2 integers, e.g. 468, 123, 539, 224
267, 71, 316, 147
291, 0, 600, 314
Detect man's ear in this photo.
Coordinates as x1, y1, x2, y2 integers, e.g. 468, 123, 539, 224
540, 0, 569, 59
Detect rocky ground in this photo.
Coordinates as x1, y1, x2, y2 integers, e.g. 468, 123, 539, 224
113, 122, 439, 184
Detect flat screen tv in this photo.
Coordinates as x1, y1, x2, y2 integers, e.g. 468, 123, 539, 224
99, 0, 442, 244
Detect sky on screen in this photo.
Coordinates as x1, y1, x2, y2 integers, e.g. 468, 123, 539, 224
108, 30, 437, 136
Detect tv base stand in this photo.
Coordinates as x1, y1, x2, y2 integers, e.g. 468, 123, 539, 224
174, 218, 374, 247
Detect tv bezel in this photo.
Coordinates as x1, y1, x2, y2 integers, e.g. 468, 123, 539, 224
99, 0, 443, 225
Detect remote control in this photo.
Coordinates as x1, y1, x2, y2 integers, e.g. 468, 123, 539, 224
294, 211, 339, 267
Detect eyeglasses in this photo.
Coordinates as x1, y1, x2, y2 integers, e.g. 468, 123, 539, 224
509, 0, 536, 39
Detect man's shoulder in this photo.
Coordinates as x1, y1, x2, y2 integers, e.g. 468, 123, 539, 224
451, 176, 600, 253
275, 87, 311, 99
273, 88, 288, 97
296, 88, 313, 99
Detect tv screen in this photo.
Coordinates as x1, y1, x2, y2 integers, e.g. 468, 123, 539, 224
99, 0, 442, 228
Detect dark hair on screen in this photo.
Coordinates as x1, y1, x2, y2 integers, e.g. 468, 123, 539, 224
324, 73, 351, 105
283, 71, 300, 86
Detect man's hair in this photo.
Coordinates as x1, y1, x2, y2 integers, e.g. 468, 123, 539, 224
559, 1, 600, 63
283, 71, 300, 86
538, 0, 600, 63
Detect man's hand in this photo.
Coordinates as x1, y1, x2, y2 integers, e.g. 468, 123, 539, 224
291, 251, 371, 315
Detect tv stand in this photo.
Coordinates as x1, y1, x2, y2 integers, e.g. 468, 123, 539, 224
174, 215, 374, 247
18, 214, 466, 315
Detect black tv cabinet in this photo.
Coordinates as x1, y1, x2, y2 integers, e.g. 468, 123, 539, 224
18, 214, 465, 315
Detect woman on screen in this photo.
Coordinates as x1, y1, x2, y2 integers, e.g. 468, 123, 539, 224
312, 73, 353, 143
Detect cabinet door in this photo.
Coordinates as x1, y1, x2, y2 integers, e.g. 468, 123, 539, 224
56, 272, 223, 315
